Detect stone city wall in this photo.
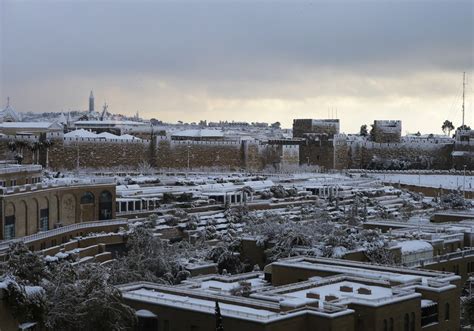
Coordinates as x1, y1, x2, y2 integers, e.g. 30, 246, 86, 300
0, 135, 279, 171
342, 140, 454, 170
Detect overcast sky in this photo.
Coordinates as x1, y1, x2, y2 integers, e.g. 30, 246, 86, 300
1, 0, 473, 133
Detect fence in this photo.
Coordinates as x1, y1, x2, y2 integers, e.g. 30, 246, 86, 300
0, 219, 128, 251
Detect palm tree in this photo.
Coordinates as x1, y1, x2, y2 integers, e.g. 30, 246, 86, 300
28, 141, 42, 164
7, 141, 16, 152
41, 139, 53, 168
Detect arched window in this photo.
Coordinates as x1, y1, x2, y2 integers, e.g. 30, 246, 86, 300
404, 313, 409, 331
4, 215, 15, 240
410, 312, 415, 331
99, 190, 113, 220
445, 303, 450, 320
383, 319, 388, 331
389, 318, 394, 331
80, 192, 95, 204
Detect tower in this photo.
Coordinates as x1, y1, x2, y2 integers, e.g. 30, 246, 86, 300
89, 90, 95, 113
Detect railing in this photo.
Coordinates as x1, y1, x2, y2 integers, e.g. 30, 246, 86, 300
0, 164, 42, 174
1, 178, 115, 196
348, 169, 474, 176
403, 248, 474, 268
123, 291, 280, 321
0, 219, 128, 251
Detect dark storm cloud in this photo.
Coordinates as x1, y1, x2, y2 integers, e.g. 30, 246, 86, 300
0, 0, 473, 133
2, 0, 472, 85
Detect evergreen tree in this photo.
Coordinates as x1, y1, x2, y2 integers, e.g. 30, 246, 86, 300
215, 301, 224, 331
148, 127, 157, 168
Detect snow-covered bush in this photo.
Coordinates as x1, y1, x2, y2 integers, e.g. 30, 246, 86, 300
440, 192, 472, 210
229, 281, 252, 297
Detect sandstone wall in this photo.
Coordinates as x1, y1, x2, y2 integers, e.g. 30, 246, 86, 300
156, 139, 244, 170
48, 138, 149, 170
299, 139, 335, 170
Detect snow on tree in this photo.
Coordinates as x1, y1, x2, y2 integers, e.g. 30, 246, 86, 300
2, 244, 136, 330
462, 296, 474, 327
5, 242, 49, 285
109, 226, 204, 285
229, 281, 252, 297
365, 246, 400, 265
440, 192, 472, 210
217, 251, 243, 274
43, 263, 136, 330
2, 275, 46, 326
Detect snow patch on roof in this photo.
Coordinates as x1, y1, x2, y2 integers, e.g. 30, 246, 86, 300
396, 240, 433, 254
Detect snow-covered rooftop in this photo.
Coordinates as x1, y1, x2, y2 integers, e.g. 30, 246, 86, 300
172, 129, 224, 138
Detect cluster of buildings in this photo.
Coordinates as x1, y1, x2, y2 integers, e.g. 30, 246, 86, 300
0, 94, 472, 172
0, 94, 473, 330
119, 257, 461, 331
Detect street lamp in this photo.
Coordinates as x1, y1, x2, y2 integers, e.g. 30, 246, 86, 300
463, 165, 467, 198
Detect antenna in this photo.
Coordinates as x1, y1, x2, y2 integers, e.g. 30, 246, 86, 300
462, 72, 466, 127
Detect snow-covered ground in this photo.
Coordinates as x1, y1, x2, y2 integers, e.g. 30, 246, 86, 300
372, 173, 473, 191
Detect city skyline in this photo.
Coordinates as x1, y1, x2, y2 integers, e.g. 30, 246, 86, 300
1, 0, 473, 133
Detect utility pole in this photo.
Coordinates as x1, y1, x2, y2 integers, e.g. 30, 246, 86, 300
462, 72, 466, 128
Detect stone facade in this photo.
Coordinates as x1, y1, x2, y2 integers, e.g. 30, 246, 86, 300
372, 120, 402, 143
301, 135, 458, 170
0, 134, 285, 171
299, 136, 335, 170
293, 119, 340, 138
0, 164, 42, 187
0, 183, 116, 240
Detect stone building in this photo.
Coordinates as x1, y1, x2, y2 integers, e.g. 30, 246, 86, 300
371, 120, 402, 143
452, 129, 473, 170
0, 163, 42, 187
293, 119, 340, 138
0, 177, 116, 240
118, 257, 460, 331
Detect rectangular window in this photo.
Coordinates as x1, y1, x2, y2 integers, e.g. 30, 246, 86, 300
10, 180, 17, 186
4, 215, 15, 240
40, 208, 49, 232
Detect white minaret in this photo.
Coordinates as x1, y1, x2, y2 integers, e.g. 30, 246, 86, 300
89, 90, 95, 113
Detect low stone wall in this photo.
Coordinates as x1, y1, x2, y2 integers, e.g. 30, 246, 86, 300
392, 183, 474, 199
